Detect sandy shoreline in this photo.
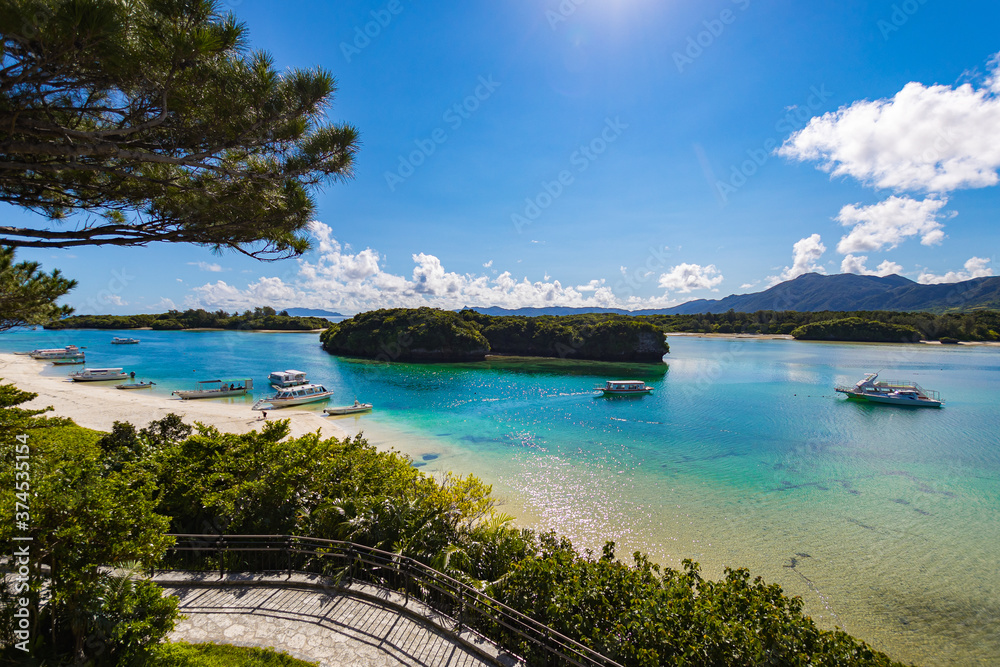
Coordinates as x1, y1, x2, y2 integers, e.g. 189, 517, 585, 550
0, 353, 353, 441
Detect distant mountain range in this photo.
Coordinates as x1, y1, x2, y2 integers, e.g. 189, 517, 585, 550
283, 308, 344, 319
466, 273, 1000, 316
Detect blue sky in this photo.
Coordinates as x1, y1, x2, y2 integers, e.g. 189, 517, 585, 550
9, 0, 1000, 315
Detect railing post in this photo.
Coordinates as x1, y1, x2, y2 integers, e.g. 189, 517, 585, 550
286, 536, 293, 578
217, 537, 226, 578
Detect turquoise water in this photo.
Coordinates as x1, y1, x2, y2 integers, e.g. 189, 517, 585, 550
2, 329, 998, 665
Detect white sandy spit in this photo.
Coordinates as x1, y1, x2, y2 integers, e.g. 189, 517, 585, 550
0, 353, 355, 441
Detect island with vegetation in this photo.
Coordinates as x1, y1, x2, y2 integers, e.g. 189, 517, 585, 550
0, 386, 907, 666
789, 317, 922, 342
320, 308, 670, 363
649, 308, 1000, 341
44, 307, 331, 332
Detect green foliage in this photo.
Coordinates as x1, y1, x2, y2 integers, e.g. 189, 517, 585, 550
320, 307, 490, 361
0, 386, 178, 663
790, 317, 921, 342
320, 308, 669, 362
488, 540, 906, 667
0, 246, 76, 331
144, 641, 318, 666
0, 0, 358, 259
652, 308, 1000, 341
45, 307, 330, 331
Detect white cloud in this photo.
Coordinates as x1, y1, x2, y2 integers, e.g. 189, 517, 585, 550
739, 281, 759, 289
767, 234, 826, 285
835, 196, 947, 254
483, 260, 493, 268
917, 257, 993, 284
152, 297, 176, 310
657, 263, 724, 293
840, 254, 904, 276
183, 222, 723, 313
101, 294, 127, 307
188, 261, 223, 272
576, 279, 605, 292
779, 53, 1000, 193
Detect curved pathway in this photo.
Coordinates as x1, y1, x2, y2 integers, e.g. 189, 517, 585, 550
155, 572, 520, 667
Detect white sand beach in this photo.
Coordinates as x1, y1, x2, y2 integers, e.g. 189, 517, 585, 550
0, 353, 353, 440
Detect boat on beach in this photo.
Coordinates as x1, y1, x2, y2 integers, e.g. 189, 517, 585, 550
52, 358, 85, 365
252, 383, 333, 410
111, 337, 140, 344
595, 380, 653, 396
68, 367, 130, 382
268, 369, 308, 388
116, 381, 156, 390
172, 378, 252, 399
835, 372, 943, 408
28, 345, 84, 360
324, 400, 373, 415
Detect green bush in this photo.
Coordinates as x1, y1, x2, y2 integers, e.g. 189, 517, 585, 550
145, 641, 318, 666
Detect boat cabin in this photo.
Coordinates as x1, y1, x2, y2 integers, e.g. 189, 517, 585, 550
275, 383, 328, 399
268, 370, 308, 387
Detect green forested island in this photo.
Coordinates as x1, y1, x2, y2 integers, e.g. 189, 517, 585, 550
789, 317, 921, 342
650, 308, 1000, 341
44, 307, 331, 331
320, 308, 670, 362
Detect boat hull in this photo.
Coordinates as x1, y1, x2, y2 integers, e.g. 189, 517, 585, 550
598, 388, 652, 396
324, 404, 373, 415
70, 374, 129, 382
172, 388, 249, 399
117, 382, 155, 390
862, 394, 942, 408
267, 392, 333, 408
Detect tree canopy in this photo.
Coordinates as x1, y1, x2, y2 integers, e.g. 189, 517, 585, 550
0, 0, 358, 259
0, 246, 75, 331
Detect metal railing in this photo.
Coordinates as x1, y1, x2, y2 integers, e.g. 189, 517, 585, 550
161, 534, 623, 667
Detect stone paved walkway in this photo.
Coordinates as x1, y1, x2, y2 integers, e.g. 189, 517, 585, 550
156, 572, 518, 667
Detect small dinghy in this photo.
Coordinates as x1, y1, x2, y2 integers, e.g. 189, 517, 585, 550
116, 381, 156, 390
324, 400, 373, 416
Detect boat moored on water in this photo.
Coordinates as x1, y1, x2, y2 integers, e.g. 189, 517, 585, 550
324, 400, 373, 416
111, 337, 140, 345
28, 345, 84, 360
172, 378, 252, 399
595, 380, 653, 396
68, 367, 130, 382
268, 369, 308, 388
252, 383, 333, 410
52, 357, 85, 365
835, 372, 943, 408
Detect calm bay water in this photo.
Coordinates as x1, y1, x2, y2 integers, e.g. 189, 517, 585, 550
2, 328, 998, 665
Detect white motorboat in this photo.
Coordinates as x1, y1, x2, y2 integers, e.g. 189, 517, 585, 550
116, 381, 156, 390
173, 378, 252, 400
835, 372, 943, 408
29, 345, 84, 360
252, 383, 333, 410
68, 367, 130, 382
324, 400, 373, 416
268, 369, 308, 388
111, 337, 140, 344
595, 380, 653, 396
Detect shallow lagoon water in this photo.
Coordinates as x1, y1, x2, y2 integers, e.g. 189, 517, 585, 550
2, 329, 998, 665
